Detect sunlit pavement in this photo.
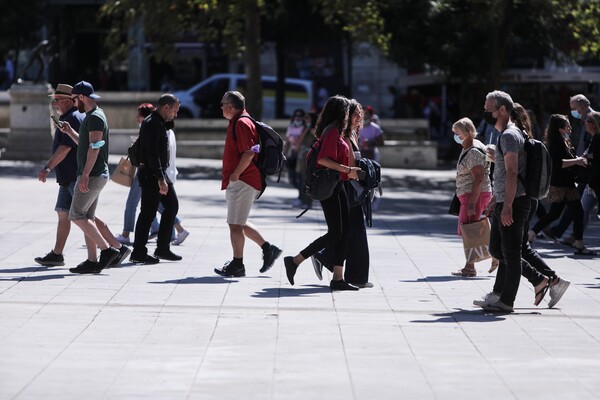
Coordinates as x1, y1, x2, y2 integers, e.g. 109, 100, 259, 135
1, 157, 599, 400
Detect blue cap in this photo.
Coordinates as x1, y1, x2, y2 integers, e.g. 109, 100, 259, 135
71, 81, 101, 99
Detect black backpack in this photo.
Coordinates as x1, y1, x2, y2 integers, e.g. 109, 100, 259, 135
498, 129, 552, 200
303, 129, 341, 201
232, 114, 286, 198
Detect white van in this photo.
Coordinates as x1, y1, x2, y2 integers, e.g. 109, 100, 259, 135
174, 73, 313, 119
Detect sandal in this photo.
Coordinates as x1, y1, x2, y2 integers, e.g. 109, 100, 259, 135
561, 236, 576, 248
574, 247, 597, 256
451, 267, 476, 277
534, 280, 550, 306
488, 259, 499, 273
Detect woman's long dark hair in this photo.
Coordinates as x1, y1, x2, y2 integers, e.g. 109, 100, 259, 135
343, 99, 363, 139
314, 95, 350, 138
511, 103, 533, 138
545, 114, 570, 154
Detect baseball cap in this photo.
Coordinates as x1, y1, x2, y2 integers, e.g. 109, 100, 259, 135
71, 81, 101, 99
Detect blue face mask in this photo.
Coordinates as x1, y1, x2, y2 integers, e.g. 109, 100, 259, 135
571, 110, 582, 119
453, 134, 464, 144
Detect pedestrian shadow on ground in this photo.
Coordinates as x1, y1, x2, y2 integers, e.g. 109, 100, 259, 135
252, 285, 330, 298
410, 310, 508, 323
0, 274, 70, 282
149, 276, 239, 284
400, 276, 492, 283
0, 266, 52, 274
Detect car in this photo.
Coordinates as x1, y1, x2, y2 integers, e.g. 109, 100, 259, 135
174, 73, 313, 119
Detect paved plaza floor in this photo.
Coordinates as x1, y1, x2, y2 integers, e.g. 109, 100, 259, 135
1, 157, 599, 400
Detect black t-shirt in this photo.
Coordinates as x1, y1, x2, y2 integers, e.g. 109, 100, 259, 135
52, 107, 84, 185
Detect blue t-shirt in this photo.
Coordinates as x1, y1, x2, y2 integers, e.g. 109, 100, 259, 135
52, 107, 85, 185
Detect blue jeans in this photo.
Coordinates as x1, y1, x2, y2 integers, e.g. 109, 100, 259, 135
489, 196, 531, 307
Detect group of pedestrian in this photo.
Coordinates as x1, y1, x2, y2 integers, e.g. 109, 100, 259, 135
36, 81, 184, 273
449, 89, 600, 313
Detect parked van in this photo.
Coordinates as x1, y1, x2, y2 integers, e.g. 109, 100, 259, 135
174, 73, 313, 119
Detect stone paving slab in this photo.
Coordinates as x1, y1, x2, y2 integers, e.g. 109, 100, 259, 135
1, 158, 599, 399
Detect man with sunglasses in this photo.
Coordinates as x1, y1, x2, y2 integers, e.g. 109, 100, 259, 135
35, 84, 85, 267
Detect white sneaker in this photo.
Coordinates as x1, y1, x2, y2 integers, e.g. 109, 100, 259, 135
172, 230, 190, 246
548, 278, 570, 308
473, 292, 500, 307
116, 235, 132, 246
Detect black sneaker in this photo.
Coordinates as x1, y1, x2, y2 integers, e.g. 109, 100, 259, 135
260, 244, 282, 273
110, 245, 132, 267
284, 256, 298, 285
330, 279, 359, 291
130, 254, 160, 264
69, 260, 99, 274
154, 249, 182, 261
34, 250, 65, 266
214, 261, 246, 277
97, 247, 120, 272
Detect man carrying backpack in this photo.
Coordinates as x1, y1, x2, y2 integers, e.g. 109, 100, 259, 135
214, 91, 282, 277
476, 90, 531, 313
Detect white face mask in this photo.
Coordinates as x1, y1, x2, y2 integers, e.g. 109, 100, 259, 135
292, 120, 303, 127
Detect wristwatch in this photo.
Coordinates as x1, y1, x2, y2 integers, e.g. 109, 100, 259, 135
44, 165, 51, 172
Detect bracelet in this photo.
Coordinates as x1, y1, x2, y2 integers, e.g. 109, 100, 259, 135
346, 166, 351, 173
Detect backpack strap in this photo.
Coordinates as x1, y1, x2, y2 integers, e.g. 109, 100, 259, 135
458, 146, 485, 165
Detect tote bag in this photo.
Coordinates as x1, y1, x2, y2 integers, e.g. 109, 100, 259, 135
461, 217, 491, 263
111, 157, 136, 187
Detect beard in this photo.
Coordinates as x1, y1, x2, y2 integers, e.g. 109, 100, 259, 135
76, 100, 85, 113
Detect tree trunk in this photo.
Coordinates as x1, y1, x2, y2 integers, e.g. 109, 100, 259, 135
243, 0, 263, 119
488, 0, 515, 90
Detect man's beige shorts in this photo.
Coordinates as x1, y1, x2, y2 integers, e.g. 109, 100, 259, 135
226, 180, 259, 225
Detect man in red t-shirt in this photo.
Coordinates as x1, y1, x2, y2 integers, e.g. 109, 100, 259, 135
214, 91, 282, 277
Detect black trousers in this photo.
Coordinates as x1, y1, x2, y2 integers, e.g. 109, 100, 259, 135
133, 167, 179, 256
321, 182, 370, 283
300, 182, 349, 266
521, 199, 555, 286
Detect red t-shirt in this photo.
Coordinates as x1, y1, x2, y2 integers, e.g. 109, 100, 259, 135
221, 110, 262, 190
316, 126, 350, 181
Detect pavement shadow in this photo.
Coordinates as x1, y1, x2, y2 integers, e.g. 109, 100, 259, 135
252, 285, 330, 298
410, 309, 508, 323
149, 276, 239, 284
0, 266, 52, 274
0, 274, 70, 282
401, 276, 492, 283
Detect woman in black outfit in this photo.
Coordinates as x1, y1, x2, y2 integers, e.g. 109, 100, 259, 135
312, 99, 373, 288
284, 95, 362, 291
528, 114, 594, 255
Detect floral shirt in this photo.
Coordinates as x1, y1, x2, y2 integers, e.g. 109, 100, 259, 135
456, 139, 492, 196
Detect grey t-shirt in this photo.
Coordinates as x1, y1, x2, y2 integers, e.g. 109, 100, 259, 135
493, 123, 527, 202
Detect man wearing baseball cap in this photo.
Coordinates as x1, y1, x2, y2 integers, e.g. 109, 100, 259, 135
35, 84, 84, 267
58, 80, 125, 273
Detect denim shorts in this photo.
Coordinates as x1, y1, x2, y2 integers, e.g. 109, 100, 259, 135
226, 180, 259, 225
69, 175, 108, 221
55, 182, 75, 213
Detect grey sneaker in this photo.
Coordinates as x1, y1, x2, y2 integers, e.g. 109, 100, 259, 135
548, 277, 570, 308
311, 255, 323, 281
473, 292, 500, 307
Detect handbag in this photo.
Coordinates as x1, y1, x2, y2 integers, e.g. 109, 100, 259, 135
460, 217, 491, 263
111, 157, 136, 187
448, 193, 460, 216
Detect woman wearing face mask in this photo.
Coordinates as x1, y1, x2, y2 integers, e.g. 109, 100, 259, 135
285, 108, 307, 204
451, 117, 493, 277
527, 114, 594, 255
